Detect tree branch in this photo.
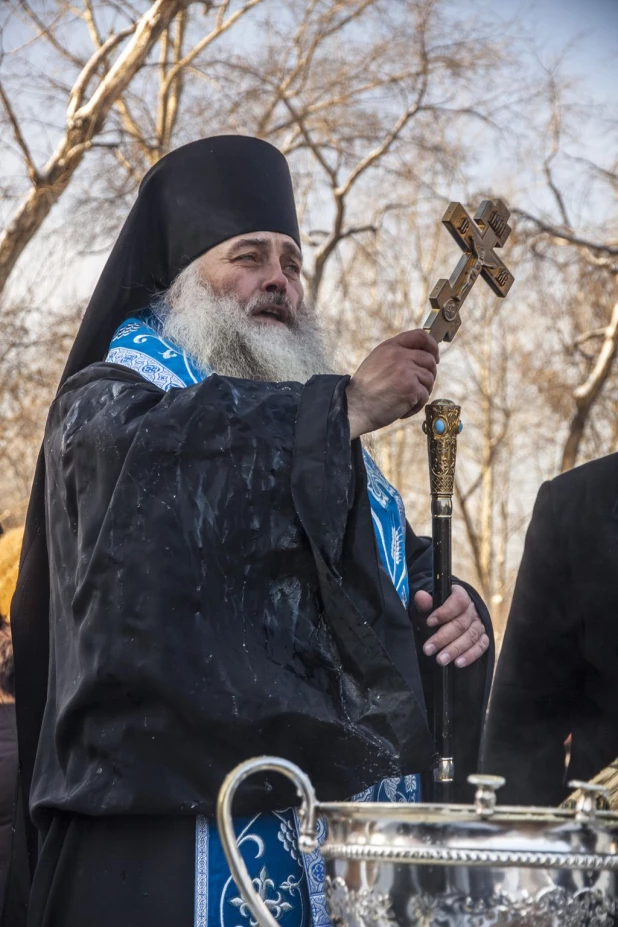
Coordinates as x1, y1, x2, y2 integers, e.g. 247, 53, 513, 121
0, 80, 39, 183
114, 95, 157, 165
514, 208, 618, 257
156, 9, 188, 151
543, 73, 571, 228
561, 297, 618, 471
158, 0, 264, 102
455, 475, 485, 593
19, 2, 84, 69
67, 23, 138, 121
0, 0, 194, 301
457, 423, 508, 506
307, 73, 428, 300
82, 0, 104, 49
574, 327, 607, 346
335, 11, 429, 198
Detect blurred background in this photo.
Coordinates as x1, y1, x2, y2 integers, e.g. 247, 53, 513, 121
0, 0, 616, 642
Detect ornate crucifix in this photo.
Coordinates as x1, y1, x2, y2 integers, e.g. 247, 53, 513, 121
423, 198, 514, 343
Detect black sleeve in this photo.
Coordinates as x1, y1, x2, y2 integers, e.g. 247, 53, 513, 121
481, 480, 580, 806
17, 365, 436, 829
405, 523, 494, 801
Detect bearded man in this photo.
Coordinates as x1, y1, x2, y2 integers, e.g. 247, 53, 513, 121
7, 137, 492, 927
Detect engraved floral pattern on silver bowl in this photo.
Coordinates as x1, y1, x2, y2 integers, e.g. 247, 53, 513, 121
325, 877, 618, 927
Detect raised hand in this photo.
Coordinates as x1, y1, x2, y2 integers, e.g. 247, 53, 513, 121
346, 330, 439, 440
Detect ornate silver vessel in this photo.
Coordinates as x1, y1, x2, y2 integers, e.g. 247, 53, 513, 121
216, 757, 618, 927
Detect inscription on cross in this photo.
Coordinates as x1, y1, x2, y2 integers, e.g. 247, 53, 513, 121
423, 199, 514, 343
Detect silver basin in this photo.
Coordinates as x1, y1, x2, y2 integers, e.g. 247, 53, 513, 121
216, 757, 618, 926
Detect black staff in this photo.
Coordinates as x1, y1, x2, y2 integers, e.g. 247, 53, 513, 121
420, 199, 513, 800
423, 399, 461, 802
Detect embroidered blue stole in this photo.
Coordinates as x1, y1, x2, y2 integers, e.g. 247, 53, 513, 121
107, 312, 420, 927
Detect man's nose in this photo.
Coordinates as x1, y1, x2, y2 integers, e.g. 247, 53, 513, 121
261, 262, 288, 294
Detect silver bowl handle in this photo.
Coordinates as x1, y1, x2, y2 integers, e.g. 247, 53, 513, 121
216, 756, 318, 927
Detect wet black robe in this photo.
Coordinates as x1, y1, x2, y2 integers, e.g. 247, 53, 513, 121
3, 136, 494, 925
28, 363, 492, 826
6, 364, 493, 926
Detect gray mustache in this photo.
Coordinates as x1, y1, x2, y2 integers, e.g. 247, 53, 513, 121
250, 292, 293, 309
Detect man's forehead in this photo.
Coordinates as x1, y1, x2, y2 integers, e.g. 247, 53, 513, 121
225, 232, 302, 257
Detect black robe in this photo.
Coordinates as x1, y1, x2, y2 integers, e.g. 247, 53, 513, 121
9, 364, 492, 925
482, 453, 618, 806
0, 704, 17, 914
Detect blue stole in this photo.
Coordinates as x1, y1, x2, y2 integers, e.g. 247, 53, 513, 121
107, 312, 420, 927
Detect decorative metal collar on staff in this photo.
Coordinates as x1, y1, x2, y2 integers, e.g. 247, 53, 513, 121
422, 198, 514, 801
423, 399, 462, 801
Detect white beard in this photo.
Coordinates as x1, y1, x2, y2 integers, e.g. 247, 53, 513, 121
158, 261, 334, 383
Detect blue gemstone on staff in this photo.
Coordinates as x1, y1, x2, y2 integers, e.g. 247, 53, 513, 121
435, 419, 446, 434
458, 422, 463, 433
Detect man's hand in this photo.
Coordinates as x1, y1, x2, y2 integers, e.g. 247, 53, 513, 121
414, 585, 489, 668
346, 330, 439, 439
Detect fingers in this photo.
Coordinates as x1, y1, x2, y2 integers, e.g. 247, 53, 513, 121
425, 584, 470, 627
424, 615, 484, 665
413, 589, 433, 614
454, 633, 490, 668
396, 345, 436, 420
420, 585, 489, 668
413, 363, 437, 391
413, 371, 435, 412
401, 387, 430, 419
415, 586, 470, 622
346, 327, 439, 435
393, 329, 440, 360
408, 348, 438, 375
423, 611, 475, 656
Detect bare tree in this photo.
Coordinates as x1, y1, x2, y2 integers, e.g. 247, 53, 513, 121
452, 287, 530, 638
0, 0, 265, 299
512, 75, 618, 472
186, 0, 522, 306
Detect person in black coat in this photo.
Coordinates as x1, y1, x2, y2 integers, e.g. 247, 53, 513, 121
482, 452, 618, 806
0, 622, 17, 913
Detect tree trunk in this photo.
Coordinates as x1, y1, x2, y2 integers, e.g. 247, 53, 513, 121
0, 0, 192, 300
560, 407, 589, 473
560, 297, 618, 472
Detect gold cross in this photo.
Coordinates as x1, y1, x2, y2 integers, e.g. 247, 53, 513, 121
423, 199, 514, 343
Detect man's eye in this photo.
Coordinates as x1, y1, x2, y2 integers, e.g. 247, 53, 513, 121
236, 253, 258, 262
286, 263, 300, 274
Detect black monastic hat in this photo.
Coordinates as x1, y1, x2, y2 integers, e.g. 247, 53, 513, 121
62, 135, 300, 384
